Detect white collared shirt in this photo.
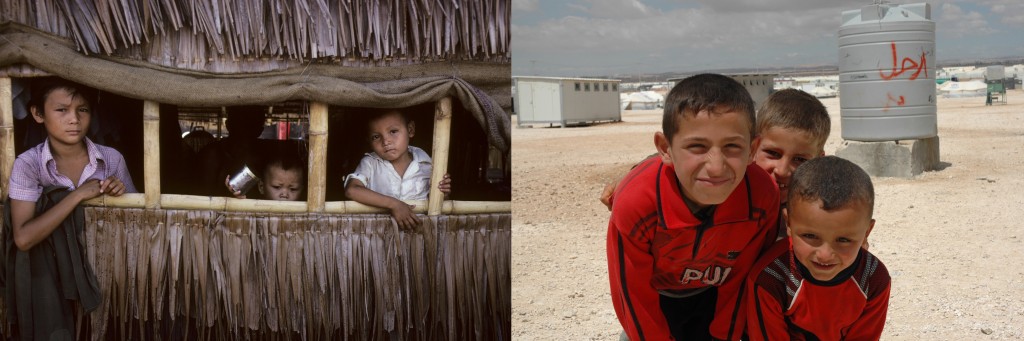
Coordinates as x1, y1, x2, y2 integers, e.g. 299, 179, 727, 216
344, 146, 433, 201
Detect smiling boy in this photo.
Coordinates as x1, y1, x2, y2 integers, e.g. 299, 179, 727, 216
746, 156, 890, 341
750, 89, 829, 203
607, 74, 780, 341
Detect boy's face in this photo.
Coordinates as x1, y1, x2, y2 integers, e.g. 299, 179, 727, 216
785, 198, 874, 281
655, 109, 752, 208
752, 127, 823, 202
31, 88, 91, 147
368, 112, 415, 162
261, 166, 303, 201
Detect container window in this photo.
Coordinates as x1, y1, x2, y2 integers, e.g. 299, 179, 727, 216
575, 82, 581, 91
585, 83, 591, 91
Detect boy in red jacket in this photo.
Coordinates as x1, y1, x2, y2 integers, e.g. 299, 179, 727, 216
746, 156, 890, 341
607, 74, 780, 341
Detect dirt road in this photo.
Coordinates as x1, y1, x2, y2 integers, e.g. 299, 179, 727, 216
512, 90, 1024, 340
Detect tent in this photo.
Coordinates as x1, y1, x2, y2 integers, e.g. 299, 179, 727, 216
621, 91, 664, 110
939, 80, 987, 98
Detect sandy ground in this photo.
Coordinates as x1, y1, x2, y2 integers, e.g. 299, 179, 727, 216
511, 90, 1024, 340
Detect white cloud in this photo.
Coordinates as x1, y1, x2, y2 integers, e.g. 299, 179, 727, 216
513, 1, 1024, 76
512, 5, 844, 75
513, 0, 539, 12
569, 0, 658, 19
693, 0, 848, 13
515, 5, 840, 52
939, 3, 996, 37
978, 0, 1024, 27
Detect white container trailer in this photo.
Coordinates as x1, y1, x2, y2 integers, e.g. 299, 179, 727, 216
514, 76, 621, 127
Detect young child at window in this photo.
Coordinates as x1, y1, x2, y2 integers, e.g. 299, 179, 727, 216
224, 154, 306, 201
344, 109, 452, 229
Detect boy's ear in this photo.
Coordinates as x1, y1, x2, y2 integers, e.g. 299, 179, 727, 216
864, 218, 875, 240
407, 121, 416, 138
782, 207, 792, 237
30, 106, 45, 124
654, 132, 672, 164
750, 135, 761, 159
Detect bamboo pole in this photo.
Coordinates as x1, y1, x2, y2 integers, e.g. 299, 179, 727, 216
158, 194, 228, 211
428, 97, 452, 216
325, 200, 427, 214
441, 201, 512, 215
143, 100, 160, 209
307, 102, 328, 212
81, 193, 147, 207
0, 78, 13, 199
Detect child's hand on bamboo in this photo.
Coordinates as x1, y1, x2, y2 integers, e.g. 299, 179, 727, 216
438, 173, 452, 196
389, 200, 420, 230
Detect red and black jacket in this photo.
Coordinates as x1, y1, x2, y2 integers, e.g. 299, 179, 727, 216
607, 157, 780, 341
746, 240, 891, 341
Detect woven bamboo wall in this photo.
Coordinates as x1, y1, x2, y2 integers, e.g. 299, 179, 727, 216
0, 207, 510, 340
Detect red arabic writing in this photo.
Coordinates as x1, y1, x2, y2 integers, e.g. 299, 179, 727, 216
879, 41, 927, 81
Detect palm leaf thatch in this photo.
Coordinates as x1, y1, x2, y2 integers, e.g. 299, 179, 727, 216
1, 0, 510, 71
1, 207, 510, 339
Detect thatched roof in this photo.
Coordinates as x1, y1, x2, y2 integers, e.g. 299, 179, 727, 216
0, 1, 512, 150
1, 0, 509, 72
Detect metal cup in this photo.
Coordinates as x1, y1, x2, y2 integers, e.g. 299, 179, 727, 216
228, 165, 259, 195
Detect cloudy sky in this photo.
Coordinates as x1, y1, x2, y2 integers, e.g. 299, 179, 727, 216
512, 0, 1024, 77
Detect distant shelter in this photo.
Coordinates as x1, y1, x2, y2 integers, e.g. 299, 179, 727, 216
513, 76, 621, 127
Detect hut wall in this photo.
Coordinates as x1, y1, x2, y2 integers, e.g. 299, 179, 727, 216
15, 207, 510, 340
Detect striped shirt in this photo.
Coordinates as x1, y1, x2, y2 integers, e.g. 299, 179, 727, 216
8, 137, 137, 202
746, 240, 890, 341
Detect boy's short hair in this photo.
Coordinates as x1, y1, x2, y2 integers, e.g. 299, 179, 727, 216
788, 156, 874, 216
264, 153, 305, 180
28, 78, 97, 113
756, 89, 830, 150
365, 108, 411, 137
663, 74, 755, 140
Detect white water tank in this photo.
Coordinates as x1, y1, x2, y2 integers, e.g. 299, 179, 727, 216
986, 65, 1005, 80
839, 3, 936, 141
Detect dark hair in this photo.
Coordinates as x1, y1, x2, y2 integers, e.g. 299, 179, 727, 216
28, 78, 97, 116
756, 89, 830, 149
264, 153, 305, 181
788, 156, 874, 216
365, 109, 411, 136
662, 74, 755, 141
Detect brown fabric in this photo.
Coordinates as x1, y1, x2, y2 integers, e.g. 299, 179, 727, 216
78, 207, 510, 339
0, 24, 511, 151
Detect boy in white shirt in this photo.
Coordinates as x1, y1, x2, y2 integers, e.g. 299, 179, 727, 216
344, 109, 451, 229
